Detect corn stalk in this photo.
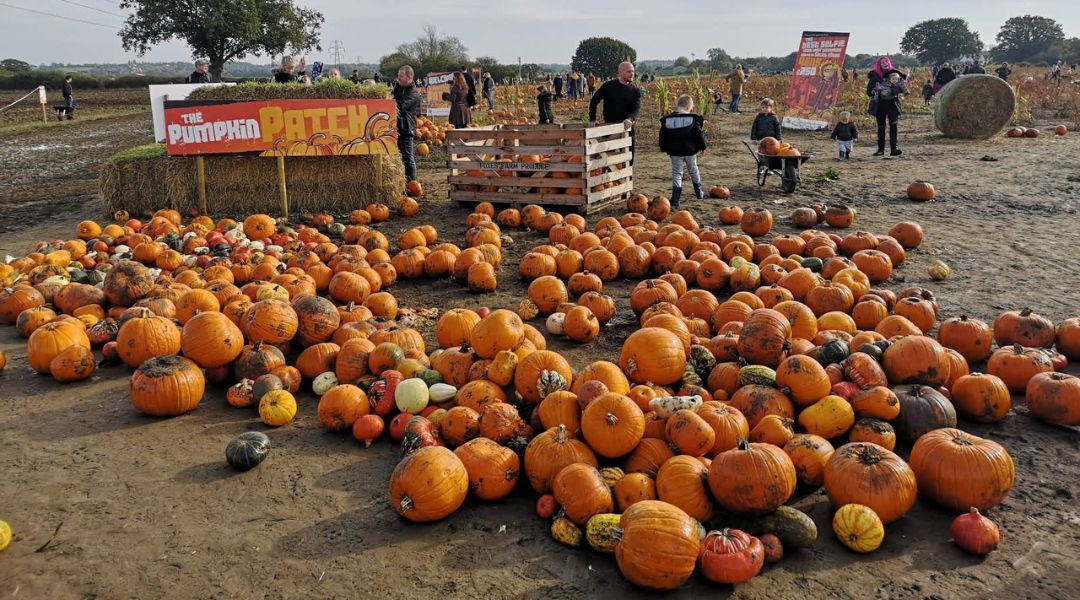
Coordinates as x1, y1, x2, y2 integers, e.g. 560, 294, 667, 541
654, 77, 671, 115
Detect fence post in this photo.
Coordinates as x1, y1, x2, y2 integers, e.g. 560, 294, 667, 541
277, 155, 289, 219
196, 156, 208, 216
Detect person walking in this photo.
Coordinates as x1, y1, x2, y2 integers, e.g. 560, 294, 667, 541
995, 62, 1012, 81
61, 75, 75, 120
537, 83, 554, 124
867, 61, 909, 157
932, 63, 955, 94
726, 64, 747, 113
1051, 61, 1063, 86
588, 62, 641, 164
185, 59, 213, 84
393, 66, 422, 186
553, 73, 564, 100
659, 94, 708, 207
448, 72, 472, 128
461, 66, 477, 107
482, 72, 496, 109
586, 72, 596, 94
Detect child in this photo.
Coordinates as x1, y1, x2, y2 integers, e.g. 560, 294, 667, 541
659, 94, 707, 207
921, 79, 934, 106
750, 98, 782, 142
830, 111, 858, 160
537, 84, 554, 124
710, 87, 725, 114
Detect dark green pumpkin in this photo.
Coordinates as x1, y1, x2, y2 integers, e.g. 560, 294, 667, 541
857, 343, 884, 362
689, 344, 717, 377
817, 340, 850, 365
801, 257, 824, 273
226, 431, 272, 471
754, 506, 818, 548
416, 368, 443, 387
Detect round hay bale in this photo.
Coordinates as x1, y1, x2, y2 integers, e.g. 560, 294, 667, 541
934, 75, 1016, 139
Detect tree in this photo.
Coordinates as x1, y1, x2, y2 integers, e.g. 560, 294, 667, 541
992, 15, 1065, 63
706, 48, 733, 72
674, 56, 690, 67
1, 59, 32, 73
570, 37, 637, 78
378, 25, 469, 79
900, 18, 984, 65
119, 0, 322, 81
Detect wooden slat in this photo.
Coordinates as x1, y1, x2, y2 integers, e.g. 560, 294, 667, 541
586, 167, 633, 187
585, 137, 633, 154
446, 130, 585, 143
449, 175, 587, 188
448, 143, 584, 156
584, 123, 628, 138
446, 160, 586, 173
586, 180, 634, 201
449, 189, 588, 206
586, 150, 632, 170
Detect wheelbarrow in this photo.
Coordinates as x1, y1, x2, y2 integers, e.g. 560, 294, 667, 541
743, 141, 813, 193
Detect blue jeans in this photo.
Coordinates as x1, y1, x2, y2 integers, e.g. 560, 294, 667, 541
670, 155, 701, 189
398, 135, 416, 182
486, 91, 495, 109
729, 94, 741, 112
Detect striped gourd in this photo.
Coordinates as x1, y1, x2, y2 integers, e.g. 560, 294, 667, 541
586, 513, 622, 553
739, 365, 777, 387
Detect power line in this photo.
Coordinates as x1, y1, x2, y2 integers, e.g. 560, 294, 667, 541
0, 2, 121, 28
56, 0, 124, 17
328, 40, 345, 67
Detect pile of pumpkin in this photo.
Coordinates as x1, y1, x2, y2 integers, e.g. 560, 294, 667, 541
456, 149, 629, 198
414, 117, 451, 151
758, 136, 803, 157
1005, 125, 1067, 138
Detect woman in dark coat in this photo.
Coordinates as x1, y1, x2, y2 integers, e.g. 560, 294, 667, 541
867, 56, 909, 157
448, 72, 471, 128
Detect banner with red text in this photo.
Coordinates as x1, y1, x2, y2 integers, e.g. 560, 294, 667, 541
783, 31, 849, 131
163, 98, 398, 156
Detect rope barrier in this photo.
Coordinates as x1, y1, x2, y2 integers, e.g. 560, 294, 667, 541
0, 87, 45, 112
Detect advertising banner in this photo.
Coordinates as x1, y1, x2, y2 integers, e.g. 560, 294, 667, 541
424, 71, 454, 117
782, 31, 850, 131
163, 98, 398, 156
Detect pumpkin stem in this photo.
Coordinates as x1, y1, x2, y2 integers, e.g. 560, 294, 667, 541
398, 495, 414, 512
1020, 308, 1032, 317
606, 412, 619, 426
1013, 344, 1023, 354
736, 439, 750, 451
553, 424, 568, 444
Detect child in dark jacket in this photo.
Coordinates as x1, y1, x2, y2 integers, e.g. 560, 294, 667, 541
830, 111, 858, 160
750, 98, 782, 141
659, 94, 708, 207
537, 84, 554, 124
921, 80, 934, 106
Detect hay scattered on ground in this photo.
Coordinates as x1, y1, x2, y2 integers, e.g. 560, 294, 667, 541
101, 152, 403, 218
935, 75, 1016, 139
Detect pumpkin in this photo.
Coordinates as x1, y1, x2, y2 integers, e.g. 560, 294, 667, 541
259, 389, 298, 426
740, 208, 774, 237
242, 299, 298, 345
1026, 372, 1080, 426
824, 204, 856, 228
585, 513, 622, 553
728, 385, 795, 429
987, 344, 1053, 392
615, 500, 700, 591
755, 505, 818, 549
436, 308, 480, 348
848, 418, 896, 451
823, 442, 916, 523
454, 437, 520, 501
317, 384, 369, 431
906, 180, 935, 201
833, 503, 885, 553
849, 386, 899, 420
523, 424, 598, 493
102, 260, 154, 307
563, 306, 600, 342
514, 350, 573, 404
471, 309, 525, 359
614, 472, 658, 511
909, 428, 1015, 512
27, 319, 90, 374
737, 309, 791, 368
698, 528, 765, 585
130, 355, 205, 417
893, 384, 957, 444
552, 463, 614, 526
882, 336, 950, 387
1057, 317, 1080, 360
292, 294, 341, 346
181, 311, 244, 369
782, 434, 834, 486
114, 313, 182, 368
551, 517, 583, 548
951, 508, 1000, 555
842, 352, 888, 389
619, 327, 687, 385
477, 402, 524, 444
708, 440, 796, 513
993, 308, 1055, 348
439, 406, 480, 447
696, 403, 750, 456
536, 390, 581, 435
624, 437, 676, 477
225, 431, 272, 471
748, 414, 795, 447
389, 446, 468, 522
938, 315, 994, 363
927, 259, 951, 280
656, 455, 714, 522
951, 373, 1011, 423
581, 393, 645, 458
775, 355, 831, 405
49, 345, 96, 383
798, 395, 855, 439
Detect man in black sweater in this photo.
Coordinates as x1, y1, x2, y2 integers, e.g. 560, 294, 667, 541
588, 62, 642, 164
185, 59, 213, 84
393, 65, 422, 186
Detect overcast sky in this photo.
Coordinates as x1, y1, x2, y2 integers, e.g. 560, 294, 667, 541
3, 0, 1077, 65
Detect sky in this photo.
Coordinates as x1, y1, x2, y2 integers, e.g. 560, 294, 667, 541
2, 0, 1077, 65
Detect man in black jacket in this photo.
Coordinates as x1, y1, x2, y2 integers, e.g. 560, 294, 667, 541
393, 65, 422, 185
588, 62, 642, 164
462, 66, 477, 107
482, 72, 496, 109
553, 74, 563, 100
185, 59, 213, 84
659, 95, 707, 206
61, 75, 74, 120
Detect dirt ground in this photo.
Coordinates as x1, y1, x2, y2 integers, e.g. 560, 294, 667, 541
1, 95, 1079, 600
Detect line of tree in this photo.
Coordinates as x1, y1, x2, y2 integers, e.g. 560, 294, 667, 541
901, 16, 1079, 66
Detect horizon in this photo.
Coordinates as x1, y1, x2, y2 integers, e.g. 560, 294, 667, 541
2, 0, 1077, 65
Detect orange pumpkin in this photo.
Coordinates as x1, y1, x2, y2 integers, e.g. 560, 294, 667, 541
824, 442, 916, 523
523, 424, 598, 493
656, 455, 714, 521
389, 446, 468, 522
708, 440, 796, 513
581, 393, 645, 458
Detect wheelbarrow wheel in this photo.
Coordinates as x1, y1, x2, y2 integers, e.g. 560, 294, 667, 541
781, 162, 799, 193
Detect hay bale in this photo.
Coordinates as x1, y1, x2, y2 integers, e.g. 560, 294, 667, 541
100, 149, 403, 218
934, 75, 1016, 139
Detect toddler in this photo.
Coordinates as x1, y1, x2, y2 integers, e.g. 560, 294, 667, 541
537, 84, 554, 124
659, 94, 707, 207
750, 98, 782, 141
830, 111, 858, 160
921, 79, 934, 106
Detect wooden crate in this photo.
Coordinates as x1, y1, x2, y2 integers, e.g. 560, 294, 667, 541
445, 123, 633, 214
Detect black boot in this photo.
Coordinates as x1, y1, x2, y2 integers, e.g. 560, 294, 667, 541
670, 186, 682, 209
873, 148, 885, 156
890, 148, 903, 156
693, 183, 705, 200
839, 150, 845, 160
845, 151, 851, 160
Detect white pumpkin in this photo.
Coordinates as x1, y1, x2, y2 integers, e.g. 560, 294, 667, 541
395, 377, 430, 414
649, 395, 703, 419
428, 383, 457, 403
546, 313, 567, 336
312, 371, 339, 396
